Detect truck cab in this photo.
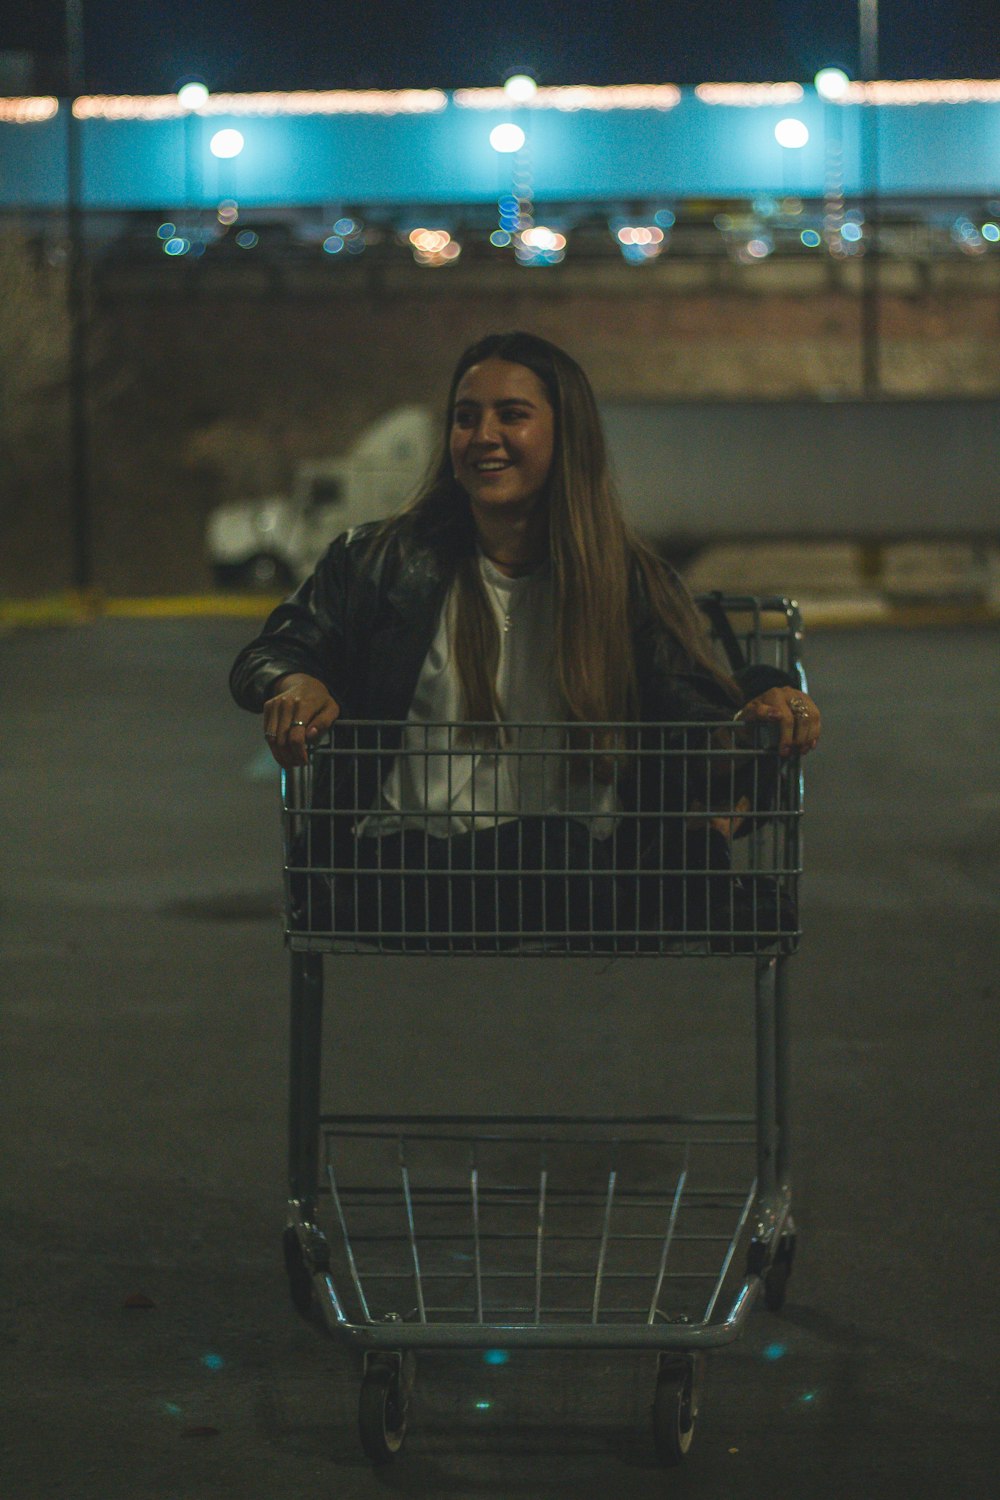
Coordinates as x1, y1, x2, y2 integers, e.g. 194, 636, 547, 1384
206, 405, 435, 589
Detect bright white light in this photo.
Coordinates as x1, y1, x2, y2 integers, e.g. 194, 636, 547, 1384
774, 118, 809, 149
210, 128, 245, 159
177, 82, 209, 110
504, 74, 537, 103
814, 68, 850, 101
489, 123, 526, 153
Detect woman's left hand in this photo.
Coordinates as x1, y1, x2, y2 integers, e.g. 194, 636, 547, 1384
735, 686, 822, 757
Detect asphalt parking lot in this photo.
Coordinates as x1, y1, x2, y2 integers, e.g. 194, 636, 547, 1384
2, 616, 998, 1499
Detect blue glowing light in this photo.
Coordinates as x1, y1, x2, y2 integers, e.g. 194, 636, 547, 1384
235, 230, 259, 249
156, 222, 176, 240
474, 1399, 492, 1410
840, 222, 863, 242
982, 222, 1000, 242
800, 229, 822, 247
654, 208, 676, 229
333, 217, 356, 236
762, 1342, 788, 1361
483, 1348, 510, 1365
163, 1402, 182, 1417
490, 230, 511, 247
163, 237, 189, 256
322, 235, 344, 254
800, 1390, 818, 1403
498, 195, 519, 215
201, 1352, 225, 1371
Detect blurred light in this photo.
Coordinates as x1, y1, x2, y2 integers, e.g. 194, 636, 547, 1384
504, 74, 537, 103
840, 79, 1000, 105
483, 1349, 510, 1365
800, 229, 822, 247
745, 237, 772, 258
982, 223, 1000, 242
235, 230, 258, 248
156, 222, 177, 240
201, 1352, 225, 1370
0, 97, 59, 123
322, 235, 344, 254
840, 222, 863, 242
217, 199, 238, 225
74, 89, 447, 120
177, 81, 209, 110
163, 237, 189, 256
490, 229, 512, 247
333, 216, 356, 236
814, 68, 851, 101
774, 118, 809, 149
475, 1400, 492, 1410
210, 128, 244, 158
189, 241, 206, 258
654, 208, 676, 228
490, 123, 525, 153
455, 84, 679, 111
613, 222, 666, 263
696, 82, 803, 105
410, 227, 461, 266
521, 225, 566, 251
762, 1342, 788, 1360
345, 237, 366, 255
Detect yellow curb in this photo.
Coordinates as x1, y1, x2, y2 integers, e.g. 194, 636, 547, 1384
2, 591, 998, 632
101, 594, 282, 618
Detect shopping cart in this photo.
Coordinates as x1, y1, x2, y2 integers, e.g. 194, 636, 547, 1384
280, 595, 804, 1464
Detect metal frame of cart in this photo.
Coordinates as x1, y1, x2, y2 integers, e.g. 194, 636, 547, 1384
280, 594, 805, 1465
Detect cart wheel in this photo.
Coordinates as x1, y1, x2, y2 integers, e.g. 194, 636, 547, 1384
358, 1362, 408, 1464
282, 1225, 319, 1323
764, 1233, 796, 1312
652, 1359, 697, 1466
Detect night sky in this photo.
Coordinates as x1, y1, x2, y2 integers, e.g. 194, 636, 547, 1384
2, 0, 1000, 95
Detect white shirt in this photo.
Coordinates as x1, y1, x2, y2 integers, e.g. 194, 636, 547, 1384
358, 551, 620, 837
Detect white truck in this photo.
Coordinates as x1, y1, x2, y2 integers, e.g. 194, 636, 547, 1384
206, 405, 436, 589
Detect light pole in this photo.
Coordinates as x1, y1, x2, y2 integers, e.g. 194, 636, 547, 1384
858, 0, 880, 397
65, 0, 92, 592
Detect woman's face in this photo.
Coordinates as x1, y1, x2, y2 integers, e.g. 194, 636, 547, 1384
449, 358, 555, 522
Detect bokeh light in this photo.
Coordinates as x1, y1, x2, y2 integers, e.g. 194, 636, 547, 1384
814, 68, 851, 101
217, 199, 238, 225
235, 229, 258, 248
489, 123, 526, 153
800, 229, 822, 247
504, 74, 537, 104
163, 237, 189, 255
774, 118, 809, 149
177, 82, 209, 111
982, 222, 1000, 242
210, 128, 245, 159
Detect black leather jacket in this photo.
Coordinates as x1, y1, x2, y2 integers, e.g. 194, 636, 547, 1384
230, 521, 795, 824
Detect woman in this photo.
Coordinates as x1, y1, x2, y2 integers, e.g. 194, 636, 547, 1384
231, 332, 820, 947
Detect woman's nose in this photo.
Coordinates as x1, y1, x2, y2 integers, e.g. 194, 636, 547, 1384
471, 414, 501, 446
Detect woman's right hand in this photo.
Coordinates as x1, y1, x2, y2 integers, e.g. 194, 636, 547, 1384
263, 673, 340, 767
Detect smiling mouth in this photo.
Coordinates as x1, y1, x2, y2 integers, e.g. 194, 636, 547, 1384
473, 460, 513, 473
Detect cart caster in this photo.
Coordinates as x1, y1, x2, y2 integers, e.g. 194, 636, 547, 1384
652, 1355, 700, 1466
764, 1232, 796, 1312
282, 1225, 321, 1324
359, 1356, 410, 1464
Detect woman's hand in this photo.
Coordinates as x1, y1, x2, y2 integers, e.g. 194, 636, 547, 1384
263, 673, 340, 768
735, 686, 822, 757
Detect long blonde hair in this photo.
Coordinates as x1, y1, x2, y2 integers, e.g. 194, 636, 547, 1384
366, 332, 738, 740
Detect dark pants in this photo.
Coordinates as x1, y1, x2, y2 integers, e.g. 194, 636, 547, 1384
310, 815, 774, 952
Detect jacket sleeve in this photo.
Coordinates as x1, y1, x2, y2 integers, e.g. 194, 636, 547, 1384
229, 529, 361, 713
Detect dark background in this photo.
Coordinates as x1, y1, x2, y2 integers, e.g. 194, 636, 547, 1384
3, 1, 1000, 95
